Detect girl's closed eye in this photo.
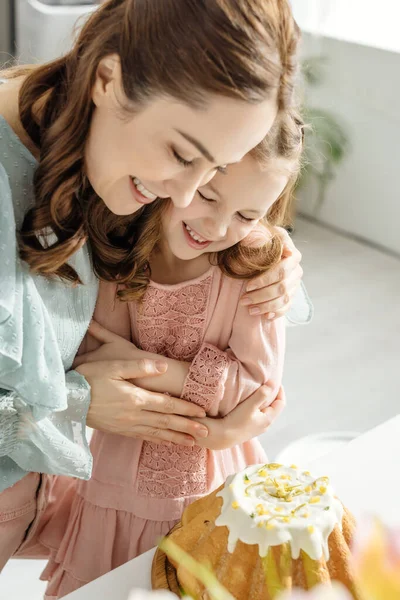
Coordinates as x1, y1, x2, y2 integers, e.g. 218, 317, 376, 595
197, 190, 216, 203
236, 213, 257, 223
198, 190, 257, 223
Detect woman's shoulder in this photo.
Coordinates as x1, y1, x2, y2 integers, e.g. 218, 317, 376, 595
0, 80, 38, 228
0, 75, 39, 159
0, 76, 23, 131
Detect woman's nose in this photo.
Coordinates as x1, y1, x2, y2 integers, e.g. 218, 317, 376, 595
166, 173, 203, 209
166, 169, 217, 209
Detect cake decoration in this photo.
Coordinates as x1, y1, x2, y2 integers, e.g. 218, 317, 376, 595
216, 463, 343, 560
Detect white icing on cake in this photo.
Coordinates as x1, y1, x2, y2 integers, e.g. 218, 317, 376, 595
216, 463, 343, 561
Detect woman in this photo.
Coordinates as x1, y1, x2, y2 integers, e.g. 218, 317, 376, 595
0, 0, 305, 570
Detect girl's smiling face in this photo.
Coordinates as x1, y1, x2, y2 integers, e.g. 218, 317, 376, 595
161, 154, 290, 260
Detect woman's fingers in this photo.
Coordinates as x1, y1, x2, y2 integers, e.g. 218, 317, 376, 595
73, 351, 96, 368
244, 259, 303, 300
134, 386, 206, 419
126, 428, 196, 447
88, 320, 123, 344
77, 359, 167, 383
135, 409, 208, 438
243, 266, 301, 306
245, 281, 300, 318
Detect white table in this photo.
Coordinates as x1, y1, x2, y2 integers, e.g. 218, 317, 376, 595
66, 415, 400, 600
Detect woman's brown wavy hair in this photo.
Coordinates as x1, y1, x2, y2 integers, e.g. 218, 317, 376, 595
116, 109, 304, 302
3, 0, 300, 286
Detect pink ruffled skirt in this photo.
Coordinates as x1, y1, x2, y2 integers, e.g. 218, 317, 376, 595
39, 435, 267, 599
40, 484, 177, 599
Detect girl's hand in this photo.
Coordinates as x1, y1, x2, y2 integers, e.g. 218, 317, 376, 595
193, 383, 286, 450
240, 228, 303, 320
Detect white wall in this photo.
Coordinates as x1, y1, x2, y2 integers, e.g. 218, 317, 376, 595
298, 33, 400, 255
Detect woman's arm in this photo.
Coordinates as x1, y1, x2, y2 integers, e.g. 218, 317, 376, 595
241, 227, 308, 320
0, 165, 207, 492
0, 163, 94, 489
81, 293, 285, 420
76, 321, 190, 397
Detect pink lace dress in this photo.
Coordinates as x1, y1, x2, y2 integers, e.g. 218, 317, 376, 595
39, 266, 285, 598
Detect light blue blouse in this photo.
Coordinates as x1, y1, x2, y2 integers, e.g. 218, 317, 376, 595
0, 114, 98, 492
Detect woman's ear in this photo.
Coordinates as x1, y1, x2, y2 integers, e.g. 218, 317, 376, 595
92, 54, 122, 108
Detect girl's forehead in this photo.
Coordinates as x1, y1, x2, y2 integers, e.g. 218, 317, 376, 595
214, 155, 287, 193
209, 155, 290, 212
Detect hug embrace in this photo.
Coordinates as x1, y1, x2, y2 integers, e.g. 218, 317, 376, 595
0, 0, 311, 597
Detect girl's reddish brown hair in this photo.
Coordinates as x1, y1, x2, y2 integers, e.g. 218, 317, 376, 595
117, 109, 304, 302
4, 0, 300, 285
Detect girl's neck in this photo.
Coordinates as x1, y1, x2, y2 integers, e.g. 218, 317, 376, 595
149, 240, 212, 285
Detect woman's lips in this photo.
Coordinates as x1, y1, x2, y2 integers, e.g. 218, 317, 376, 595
129, 176, 156, 205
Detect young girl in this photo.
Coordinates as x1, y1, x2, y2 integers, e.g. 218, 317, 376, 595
39, 111, 303, 597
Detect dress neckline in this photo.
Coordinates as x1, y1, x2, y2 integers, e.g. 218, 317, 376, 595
148, 264, 217, 290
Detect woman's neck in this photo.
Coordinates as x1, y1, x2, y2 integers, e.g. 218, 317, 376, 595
149, 240, 211, 285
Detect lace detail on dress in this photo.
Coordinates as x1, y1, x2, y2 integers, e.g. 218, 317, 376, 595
136, 276, 213, 498
182, 343, 229, 412
137, 443, 208, 498
136, 277, 213, 361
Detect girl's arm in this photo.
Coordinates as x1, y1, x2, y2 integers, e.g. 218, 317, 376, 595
194, 384, 287, 450
180, 288, 285, 415
84, 285, 285, 416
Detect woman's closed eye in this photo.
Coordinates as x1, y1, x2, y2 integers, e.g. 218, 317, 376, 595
172, 148, 193, 168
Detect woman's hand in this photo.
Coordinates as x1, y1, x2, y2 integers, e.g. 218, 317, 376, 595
240, 228, 303, 320
75, 359, 209, 445
193, 384, 286, 450
74, 322, 190, 397
73, 321, 142, 367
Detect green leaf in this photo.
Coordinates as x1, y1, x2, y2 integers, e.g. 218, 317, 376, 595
301, 55, 329, 86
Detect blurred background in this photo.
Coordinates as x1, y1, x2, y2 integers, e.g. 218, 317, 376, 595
0, 1, 399, 598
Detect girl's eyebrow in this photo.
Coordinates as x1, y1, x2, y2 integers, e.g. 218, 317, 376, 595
243, 209, 264, 216
206, 183, 263, 216
205, 182, 220, 198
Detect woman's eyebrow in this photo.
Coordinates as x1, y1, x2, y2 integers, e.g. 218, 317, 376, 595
175, 129, 215, 163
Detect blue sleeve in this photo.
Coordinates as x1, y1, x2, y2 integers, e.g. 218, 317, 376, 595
286, 281, 314, 326
0, 163, 92, 491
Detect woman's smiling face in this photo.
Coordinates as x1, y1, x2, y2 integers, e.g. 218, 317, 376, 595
85, 56, 279, 216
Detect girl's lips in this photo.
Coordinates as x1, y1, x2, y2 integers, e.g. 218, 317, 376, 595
182, 222, 212, 250
129, 176, 156, 205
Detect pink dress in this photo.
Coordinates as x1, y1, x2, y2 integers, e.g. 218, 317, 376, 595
39, 265, 285, 598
